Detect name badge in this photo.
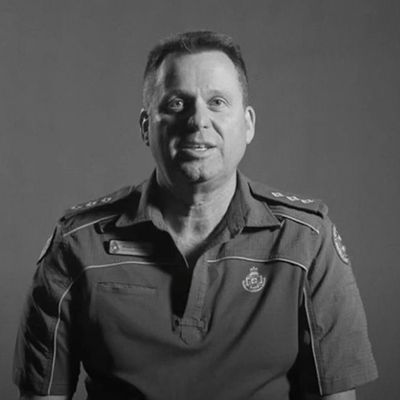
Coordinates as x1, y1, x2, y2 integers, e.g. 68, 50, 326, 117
108, 240, 155, 257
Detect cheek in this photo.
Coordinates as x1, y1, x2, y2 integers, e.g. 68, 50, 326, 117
149, 114, 166, 132
216, 109, 246, 128
148, 119, 178, 157
218, 115, 248, 141
151, 115, 186, 137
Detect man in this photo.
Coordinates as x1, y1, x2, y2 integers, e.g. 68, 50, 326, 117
13, 31, 377, 400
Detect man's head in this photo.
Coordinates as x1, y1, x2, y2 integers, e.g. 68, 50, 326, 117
143, 31, 249, 109
140, 31, 255, 192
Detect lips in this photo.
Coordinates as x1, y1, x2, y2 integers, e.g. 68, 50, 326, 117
176, 141, 216, 158
178, 142, 215, 151
181, 144, 211, 151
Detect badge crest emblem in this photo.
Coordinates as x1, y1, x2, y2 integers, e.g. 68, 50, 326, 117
332, 225, 350, 264
242, 266, 266, 293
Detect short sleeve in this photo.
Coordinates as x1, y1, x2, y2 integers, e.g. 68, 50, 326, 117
297, 218, 378, 396
12, 224, 80, 396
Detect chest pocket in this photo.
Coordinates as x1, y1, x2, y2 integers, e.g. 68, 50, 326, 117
97, 281, 157, 295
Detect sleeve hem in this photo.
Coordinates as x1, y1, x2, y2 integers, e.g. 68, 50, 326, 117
14, 369, 75, 396
319, 367, 379, 395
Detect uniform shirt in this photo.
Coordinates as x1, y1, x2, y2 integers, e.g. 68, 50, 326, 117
13, 172, 378, 399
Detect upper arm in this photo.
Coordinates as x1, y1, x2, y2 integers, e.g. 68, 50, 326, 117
13, 224, 80, 396
295, 218, 377, 395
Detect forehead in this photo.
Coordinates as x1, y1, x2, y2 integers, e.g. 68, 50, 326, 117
154, 50, 242, 92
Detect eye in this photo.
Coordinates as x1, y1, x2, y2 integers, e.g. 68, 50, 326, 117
209, 97, 227, 109
167, 98, 185, 112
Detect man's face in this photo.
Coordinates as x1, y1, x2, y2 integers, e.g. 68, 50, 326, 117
141, 50, 255, 191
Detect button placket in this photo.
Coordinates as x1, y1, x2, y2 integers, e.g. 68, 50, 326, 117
173, 317, 209, 345
177, 255, 210, 344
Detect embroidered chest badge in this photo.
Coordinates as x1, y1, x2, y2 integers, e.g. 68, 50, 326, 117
242, 266, 266, 293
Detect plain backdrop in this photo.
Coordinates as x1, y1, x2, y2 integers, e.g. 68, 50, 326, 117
1, 1, 399, 399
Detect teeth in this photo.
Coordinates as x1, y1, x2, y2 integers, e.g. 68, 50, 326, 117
183, 145, 208, 150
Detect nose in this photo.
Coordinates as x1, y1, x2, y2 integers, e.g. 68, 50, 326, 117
187, 98, 210, 131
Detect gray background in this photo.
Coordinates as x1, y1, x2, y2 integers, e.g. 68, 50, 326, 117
1, 1, 399, 399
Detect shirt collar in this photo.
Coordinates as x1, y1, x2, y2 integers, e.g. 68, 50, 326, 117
115, 171, 165, 229
224, 171, 281, 233
115, 170, 280, 231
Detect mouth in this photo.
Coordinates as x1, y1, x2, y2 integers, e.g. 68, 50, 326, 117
180, 144, 212, 151
176, 142, 216, 157
179, 141, 215, 150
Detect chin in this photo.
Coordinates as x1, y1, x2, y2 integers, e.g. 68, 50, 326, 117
178, 165, 235, 189
178, 164, 218, 184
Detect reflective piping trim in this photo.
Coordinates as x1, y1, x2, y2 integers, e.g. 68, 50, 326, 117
46, 260, 170, 394
206, 256, 308, 272
47, 280, 74, 394
273, 213, 320, 234
63, 214, 119, 237
303, 287, 323, 395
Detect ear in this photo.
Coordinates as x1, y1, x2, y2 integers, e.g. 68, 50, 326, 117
244, 106, 256, 144
139, 109, 150, 146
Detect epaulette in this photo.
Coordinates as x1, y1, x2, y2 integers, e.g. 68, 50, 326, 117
62, 185, 134, 220
249, 180, 328, 218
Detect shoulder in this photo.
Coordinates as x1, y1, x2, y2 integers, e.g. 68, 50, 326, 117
36, 185, 139, 264
58, 184, 140, 234
248, 179, 329, 234
247, 178, 352, 265
248, 179, 328, 217
64, 185, 135, 216
247, 178, 352, 266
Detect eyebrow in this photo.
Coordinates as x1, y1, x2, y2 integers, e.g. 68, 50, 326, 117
162, 89, 190, 98
162, 88, 231, 99
207, 89, 231, 98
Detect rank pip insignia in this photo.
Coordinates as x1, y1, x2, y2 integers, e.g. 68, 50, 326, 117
332, 225, 350, 264
70, 196, 112, 210
242, 266, 266, 293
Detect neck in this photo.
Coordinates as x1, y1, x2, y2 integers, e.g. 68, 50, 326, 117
156, 172, 237, 237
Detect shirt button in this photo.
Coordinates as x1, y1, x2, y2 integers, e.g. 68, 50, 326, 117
172, 317, 180, 329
